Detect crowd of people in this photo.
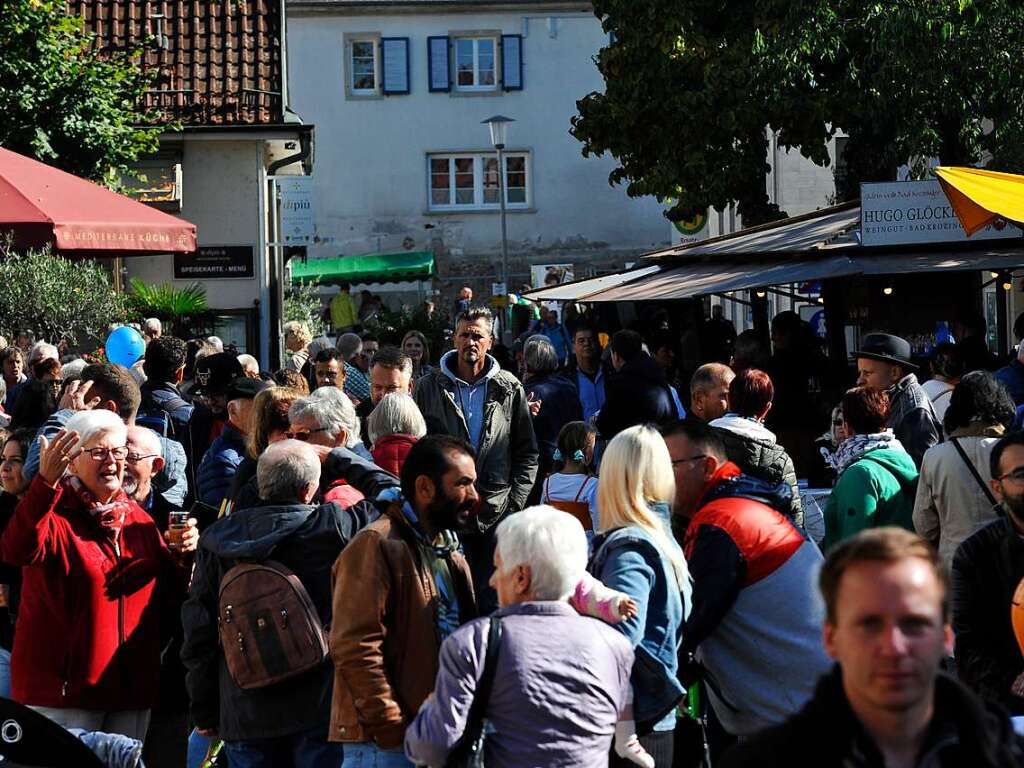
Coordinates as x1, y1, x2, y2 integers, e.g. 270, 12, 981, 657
0, 302, 1023, 768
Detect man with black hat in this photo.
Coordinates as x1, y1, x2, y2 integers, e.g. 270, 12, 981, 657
187, 352, 244, 496
196, 375, 269, 508
855, 333, 942, 468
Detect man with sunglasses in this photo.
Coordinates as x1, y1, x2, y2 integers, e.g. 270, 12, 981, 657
196, 377, 269, 508
952, 431, 1024, 714
661, 418, 830, 759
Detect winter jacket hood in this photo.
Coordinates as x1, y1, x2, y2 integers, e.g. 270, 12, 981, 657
699, 461, 795, 520
439, 350, 499, 386
857, 447, 919, 487
199, 502, 316, 560
371, 433, 418, 477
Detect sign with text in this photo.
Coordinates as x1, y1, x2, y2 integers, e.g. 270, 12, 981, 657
278, 177, 315, 243
861, 179, 1022, 247
174, 245, 255, 279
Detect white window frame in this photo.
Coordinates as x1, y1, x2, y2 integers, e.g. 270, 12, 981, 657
453, 36, 498, 92
344, 33, 382, 99
427, 152, 531, 212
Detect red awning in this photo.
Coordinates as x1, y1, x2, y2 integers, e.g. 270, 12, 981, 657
0, 147, 196, 256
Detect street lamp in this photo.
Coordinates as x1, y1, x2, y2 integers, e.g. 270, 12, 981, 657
482, 115, 514, 306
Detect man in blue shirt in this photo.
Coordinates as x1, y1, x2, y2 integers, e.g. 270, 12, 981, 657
572, 324, 607, 422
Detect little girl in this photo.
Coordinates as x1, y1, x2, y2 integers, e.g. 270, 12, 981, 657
571, 572, 654, 768
542, 421, 599, 533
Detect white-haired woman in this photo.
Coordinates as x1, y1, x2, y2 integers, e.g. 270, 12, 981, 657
405, 506, 635, 767
368, 393, 427, 476
590, 425, 688, 767
0, 409, 187, 740
290, 388, 369, 507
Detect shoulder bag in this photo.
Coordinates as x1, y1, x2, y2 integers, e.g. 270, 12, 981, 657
950, 437, 1000, 511
446, 617, 503, 768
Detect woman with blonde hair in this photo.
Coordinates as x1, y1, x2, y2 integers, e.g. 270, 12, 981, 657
282, 321, 313, 374
590, 424, 687, 768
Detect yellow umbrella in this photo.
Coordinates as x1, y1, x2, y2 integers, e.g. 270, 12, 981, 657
935, 166, 1024, 237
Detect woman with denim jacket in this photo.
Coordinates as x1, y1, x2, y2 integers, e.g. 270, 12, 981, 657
590, 424, 689, 767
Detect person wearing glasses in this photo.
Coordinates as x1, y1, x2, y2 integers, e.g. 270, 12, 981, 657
0, 409, 189, 740
952, 431, 1024, 715
662, 418, 830, 760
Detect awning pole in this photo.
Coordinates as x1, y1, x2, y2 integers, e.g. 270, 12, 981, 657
822, 279, 848, 378
750, 290, 770, 350
997, 272, 1010, 354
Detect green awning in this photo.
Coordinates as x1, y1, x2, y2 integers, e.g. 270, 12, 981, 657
290, 251, 435, 285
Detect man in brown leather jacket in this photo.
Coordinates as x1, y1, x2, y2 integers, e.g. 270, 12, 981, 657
330, 435, 479, 766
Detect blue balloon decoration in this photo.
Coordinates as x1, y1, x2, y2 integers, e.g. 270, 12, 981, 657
105, 326, 146, 368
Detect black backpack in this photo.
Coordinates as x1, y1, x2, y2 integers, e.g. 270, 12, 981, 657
136, 395, 188, 439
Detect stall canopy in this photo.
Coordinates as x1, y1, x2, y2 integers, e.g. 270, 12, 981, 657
291, 251, 435, 285
0, 147, 196, 256
525, 200, 1024, 303
936, 166, 1024, 236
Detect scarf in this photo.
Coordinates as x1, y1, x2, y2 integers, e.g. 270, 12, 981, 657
63, 476, 132, 538
828, 431, 905, 474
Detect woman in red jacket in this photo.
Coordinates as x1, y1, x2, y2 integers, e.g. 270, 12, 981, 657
0, 409, 189, 740
368, 393, 425, 476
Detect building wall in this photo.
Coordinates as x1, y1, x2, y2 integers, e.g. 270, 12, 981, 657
287, 5, 671, 293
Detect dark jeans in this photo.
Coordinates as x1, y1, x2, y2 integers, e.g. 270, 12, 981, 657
223, 725, 344, 768
461, 527, 499, 615
610, 729, 675, 768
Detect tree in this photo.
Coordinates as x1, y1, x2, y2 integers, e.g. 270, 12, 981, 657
0, 0, 162, 185
0, 244, 127, 348
572, 0, 1024, 223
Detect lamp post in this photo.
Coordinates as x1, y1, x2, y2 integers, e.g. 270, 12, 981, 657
483, 115, 514, 308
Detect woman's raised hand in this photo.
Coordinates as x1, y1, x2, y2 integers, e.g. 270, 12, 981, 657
37, 429, 81, 488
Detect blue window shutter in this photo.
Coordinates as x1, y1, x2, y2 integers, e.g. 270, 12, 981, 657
428, 36, 450, 92
501, 34, 523, 91
381, 37, 410, 95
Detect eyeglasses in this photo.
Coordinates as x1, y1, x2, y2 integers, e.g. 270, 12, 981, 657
997, 467, 1024, 483
671, 454, 707, 466
84, 446, 129, 462
126, 452, 159, 464
285, 427, 330, 442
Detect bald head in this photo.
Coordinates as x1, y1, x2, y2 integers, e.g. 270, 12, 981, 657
123, 426, 165, 503
690, 363, 735, 423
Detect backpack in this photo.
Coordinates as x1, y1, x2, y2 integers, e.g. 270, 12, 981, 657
217, 559, 329, 690
137, 395, 188, 438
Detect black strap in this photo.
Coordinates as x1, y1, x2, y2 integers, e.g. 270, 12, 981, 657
450, 617, 502, 766
951, 437, 1000, 509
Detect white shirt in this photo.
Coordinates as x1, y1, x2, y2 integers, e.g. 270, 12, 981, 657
542, 472, 600, 530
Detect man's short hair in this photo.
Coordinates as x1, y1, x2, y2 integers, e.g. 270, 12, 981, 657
143, 318, 162, 337
572, 323, 599, 343
272, 368, 310, 395
819, 527, 948, 624
729, 368, 774, 417
841, 386, 890, 435
368, 393, 427, 444
370, 346, 413, 377
0, 347, 22, 366
495, 505, 588, 601
257, 440, 322, 503
361, 332, 379, 344
455, 307, 495, 336
143, 336, 187, 382
524, 335, 559, 375
990, 431, 1024, 479
400, 435, 475, 503
690, 363, 734, 397
82, 364, 142, 421
609, 330, 643, 363
660, 418, 727, 462
336, 333, 363, 361
314, 347, 344, 365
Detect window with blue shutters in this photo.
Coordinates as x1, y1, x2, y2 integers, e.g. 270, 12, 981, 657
500, 34, 523, 91
428, 36, 450, 92
381, 37, 410, 95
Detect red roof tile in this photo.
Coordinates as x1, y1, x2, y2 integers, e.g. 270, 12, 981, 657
70, 0, 284, 126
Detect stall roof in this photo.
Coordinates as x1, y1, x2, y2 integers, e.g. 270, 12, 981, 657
291, 251, 435, 285
525, 201, 1024, 303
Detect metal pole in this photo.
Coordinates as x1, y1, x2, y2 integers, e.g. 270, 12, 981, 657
497, 145, 508, 293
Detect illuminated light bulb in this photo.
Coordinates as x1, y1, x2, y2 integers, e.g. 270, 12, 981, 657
883, 286, 893, 296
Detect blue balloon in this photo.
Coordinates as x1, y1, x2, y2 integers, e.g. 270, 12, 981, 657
105, 326, 146, 368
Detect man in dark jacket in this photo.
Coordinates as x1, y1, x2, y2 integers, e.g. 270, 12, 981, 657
596, 330, 677, 440
952, 431, 1024, 715
139, 336, 194, 442
856, 333, 942, 468
722, 527, 1024, 768
330, 435, 477, 762
196, 377, 269, 507
181, 440, 379, 766
354, 347, 413, 445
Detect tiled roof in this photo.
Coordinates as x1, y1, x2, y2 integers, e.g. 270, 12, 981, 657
290, 0, 584, 7
70, 0, 284, 126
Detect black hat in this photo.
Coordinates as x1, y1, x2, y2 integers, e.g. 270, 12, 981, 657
225, 376, 271, 400
854, 333, 918, 371
192, 352, 244, 395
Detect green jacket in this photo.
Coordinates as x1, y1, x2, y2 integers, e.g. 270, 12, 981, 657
822, 448, 919, 552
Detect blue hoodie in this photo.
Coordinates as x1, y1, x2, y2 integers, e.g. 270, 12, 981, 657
439, 350, 501, 449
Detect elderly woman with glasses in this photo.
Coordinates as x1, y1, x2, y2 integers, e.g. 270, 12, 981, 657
0, 409, 187, 740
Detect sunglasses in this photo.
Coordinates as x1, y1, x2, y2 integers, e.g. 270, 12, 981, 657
285, 427, 330, 442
